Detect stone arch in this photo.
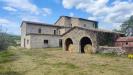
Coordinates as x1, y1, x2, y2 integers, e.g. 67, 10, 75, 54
80, 37, 92, 53
65, 38, 73, 51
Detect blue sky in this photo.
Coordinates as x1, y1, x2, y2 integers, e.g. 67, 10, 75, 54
0, 0, 133, 35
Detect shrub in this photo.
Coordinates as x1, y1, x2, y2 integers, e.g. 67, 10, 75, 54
0, 33, 10, 50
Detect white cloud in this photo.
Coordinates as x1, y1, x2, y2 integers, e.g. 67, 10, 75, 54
1, 0, 52, 16
88, 17, 97, 20
69, 12, 74, 17
3, 6, 17, 12
62, 0, 77, 9
62, 0, 133, 30
1, 0, 38, 14
21, 16, 41, 22
0, 18, 11, 25
42, 8, 52, 16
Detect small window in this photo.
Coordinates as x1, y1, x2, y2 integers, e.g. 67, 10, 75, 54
27, 40, 29, 44
44, 40, 48, 44
38, 28, 41, 33
70, 24, 72, 27
93, 24, 95, 27
59, 30, 60, 35
59, 39, 62, 47
126, 42, 128, 45
84, 24, 86, 27
54, 30, 56, 35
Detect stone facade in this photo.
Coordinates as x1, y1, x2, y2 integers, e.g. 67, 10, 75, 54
28, 34, 61, 48
21, 21, 62, 48
62, 27, 97, 53
62, 27, 123, 53
21, 16, 124, 54
21, 16, 98, 49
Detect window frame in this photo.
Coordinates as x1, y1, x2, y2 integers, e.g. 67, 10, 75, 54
54, 30, 56, 35
44, 40, 48, 44
38, 28, 41, 33
84, 24, 86, 27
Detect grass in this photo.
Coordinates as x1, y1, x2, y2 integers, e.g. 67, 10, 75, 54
52, 62, 79, 69
0, 50, 16, 63
0, 47, 133, 75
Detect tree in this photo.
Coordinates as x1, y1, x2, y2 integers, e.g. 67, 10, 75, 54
120, 15, 133, 36
0, 25, 9, 50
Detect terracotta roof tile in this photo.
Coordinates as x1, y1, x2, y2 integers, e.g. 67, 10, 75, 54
116, 37, 133, 42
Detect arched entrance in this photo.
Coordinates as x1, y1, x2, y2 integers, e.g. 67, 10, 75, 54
80, 37, 92, 53
65, 38, 73, 51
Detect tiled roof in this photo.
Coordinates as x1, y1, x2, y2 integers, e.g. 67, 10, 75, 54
116, 37, 133, 42
54, 16, 98, 24
21, 21, 71, 28
26, 33, 61, 36
62, 26, 124, 36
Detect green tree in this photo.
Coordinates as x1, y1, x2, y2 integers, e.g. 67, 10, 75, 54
0, 25, 9, 50
120, 15, 133, 36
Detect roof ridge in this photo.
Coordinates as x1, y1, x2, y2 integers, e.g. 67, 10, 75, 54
62, 26, 124, 36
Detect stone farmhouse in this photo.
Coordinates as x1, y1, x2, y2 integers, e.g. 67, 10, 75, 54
21, 16, 126, 53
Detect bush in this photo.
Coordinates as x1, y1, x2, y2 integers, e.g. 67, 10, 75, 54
0, 33, 10, 50
0, 32, 20, 50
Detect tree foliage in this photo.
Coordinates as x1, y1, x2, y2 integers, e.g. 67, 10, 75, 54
0, 28, 9, 50
0, 25, 20, 50
120, 15, 133, 36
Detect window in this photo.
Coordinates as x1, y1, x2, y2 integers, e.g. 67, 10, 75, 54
126, 42, 128, 45
84, 24, 86, 27
27, 40, 29, 44
44, 40, 48, 44
70, 24, 72, 27
93, 23, 95, 27
59, 39, 62, 47
24, 39, 26, 47
59, 30, 60, 35
38, 28, 41, 33
54, 30, 56, 35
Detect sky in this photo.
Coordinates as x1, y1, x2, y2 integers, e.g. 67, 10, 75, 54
0, 0, 133, 35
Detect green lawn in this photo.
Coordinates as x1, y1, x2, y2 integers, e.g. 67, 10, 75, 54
0, 47, 133, 75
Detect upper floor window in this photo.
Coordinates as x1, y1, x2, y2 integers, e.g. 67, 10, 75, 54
54, 30, 56, 35
93, 24, 95, 27
38, 28, 41, 33
70, 24, 72, 27
84, 24, 86, 27
59, 30, 60, 35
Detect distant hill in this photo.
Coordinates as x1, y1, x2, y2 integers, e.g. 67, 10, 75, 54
0, 33, 21, 46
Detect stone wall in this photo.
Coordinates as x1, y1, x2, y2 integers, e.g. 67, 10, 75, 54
21, 35, 31, 48
62, 27, 123, 54
98, 46, 125, 55
78, 20, 95, 28
26, 24, 59, 35
62, 27, 97, 53
122, 47, 133, 54
21, 22, 27, 48
55, 17, 66, 26
21, 22, 62, 48
55, 16, 96, 29
30, 35, 61, 48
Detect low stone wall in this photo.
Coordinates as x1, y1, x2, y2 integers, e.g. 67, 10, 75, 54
97, 46, 126, 55
122, 47, 133, 54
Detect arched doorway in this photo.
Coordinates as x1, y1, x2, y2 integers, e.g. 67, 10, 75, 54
80, 37, 92, 53
65, 38, 73, 51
